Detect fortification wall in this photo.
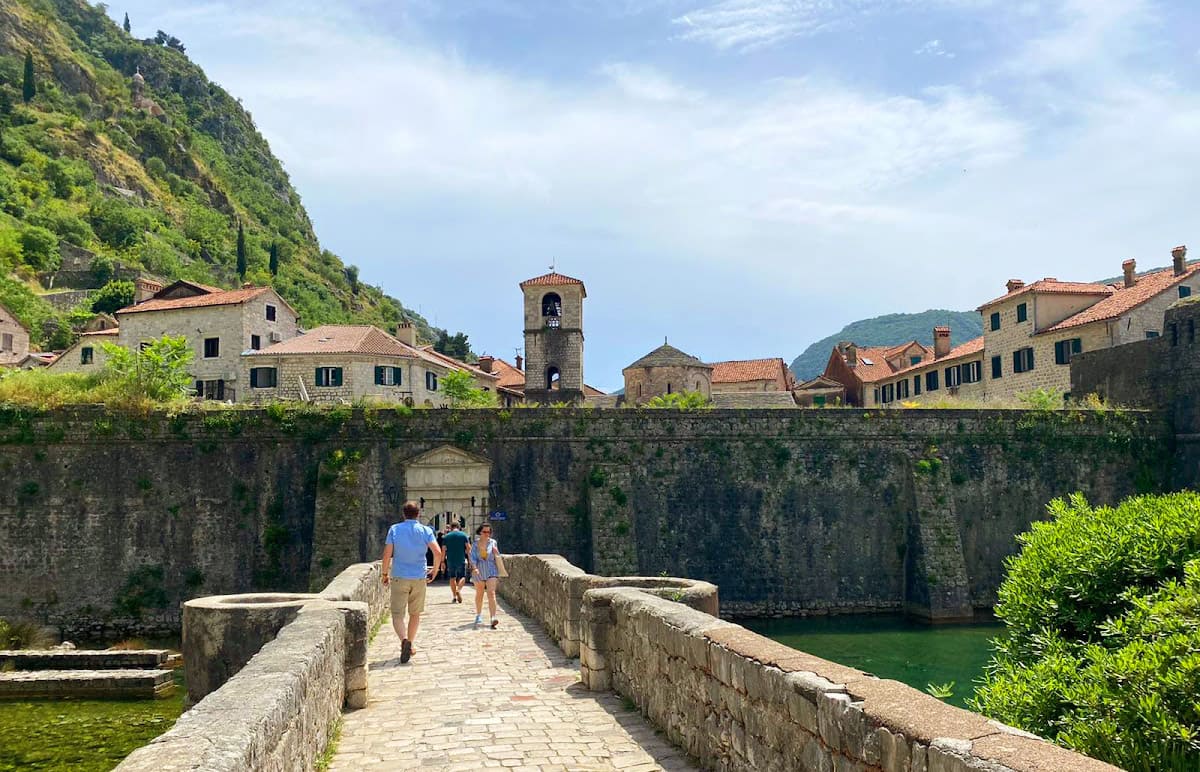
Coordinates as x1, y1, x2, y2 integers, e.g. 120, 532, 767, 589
0, 406, 1168, 636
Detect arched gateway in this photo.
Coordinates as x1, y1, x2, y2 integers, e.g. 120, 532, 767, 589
401, 445, 493, 534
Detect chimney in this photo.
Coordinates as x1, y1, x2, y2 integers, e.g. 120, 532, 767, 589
395, 321, 417, 347
242, 282, 254, 289
934, 326, 951, 359
844, 343, 858, 368
1006, 279, 1025, 293
1122, 259, 1137, 288
477, 356, 494, 373
515, 354, 524, 371
1173, 245, 1188, 277
133, 277, 163, 304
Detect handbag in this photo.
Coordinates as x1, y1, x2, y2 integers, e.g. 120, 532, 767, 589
495, 550, 509, 578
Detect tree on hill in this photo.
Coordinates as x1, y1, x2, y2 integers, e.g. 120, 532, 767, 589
268, 242, 278, 276
235, 222, 246, 279
91, 280, 136, 315
123, 12, 131, 34
22, 52, 35, 103
434, 331, 471, 360
344, 264, 359, 294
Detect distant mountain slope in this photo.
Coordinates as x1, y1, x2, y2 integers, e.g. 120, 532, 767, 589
0, 0, 454, 351
790, 309, 983, 380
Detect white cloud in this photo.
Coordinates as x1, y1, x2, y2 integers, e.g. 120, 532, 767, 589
914, 39, 955, 58
599, 62, 703, 103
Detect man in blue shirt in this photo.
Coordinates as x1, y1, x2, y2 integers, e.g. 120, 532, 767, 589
382, 500, 442, 664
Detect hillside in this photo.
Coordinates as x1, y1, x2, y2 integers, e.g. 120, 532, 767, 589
0, 0, 452, 352
790, 309, 983, 380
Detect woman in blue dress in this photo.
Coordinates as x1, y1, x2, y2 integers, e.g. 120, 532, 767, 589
469, 523, 502, 628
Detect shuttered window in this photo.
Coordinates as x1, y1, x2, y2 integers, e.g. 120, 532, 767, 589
374, 366, 402, 386
315, 367, 343, 387
250, 367, 277, 388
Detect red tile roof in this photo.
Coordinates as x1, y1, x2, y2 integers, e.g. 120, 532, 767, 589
710, 358, 790, 384
888, 336, 984, 378
977, 279, 1112, 311
117, 286, 274, 315
247, 325, 417, 357
1039, 264, 1200, 333
488, 358, 526, 390
520, 272, 587, 297
419, 346, 499, 381
843, 342, 934, 384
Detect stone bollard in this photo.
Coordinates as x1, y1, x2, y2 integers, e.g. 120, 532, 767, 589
334, 601, 369, 709
580, 590, 616, 691
182, 593, 321, 706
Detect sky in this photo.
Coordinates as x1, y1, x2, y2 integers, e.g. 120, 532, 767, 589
108, 0, 1200, 392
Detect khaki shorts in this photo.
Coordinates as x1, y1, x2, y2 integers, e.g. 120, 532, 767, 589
389, 579, 427, 617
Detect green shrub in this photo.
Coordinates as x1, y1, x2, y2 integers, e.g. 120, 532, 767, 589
18, 225, 58, 271
643, 390, 712, 410
0, 617, 53, 649
101, 335, 194, 402
1017, 388, 1063, 411
90, 279, 135, 315
973, 493, 1200, 770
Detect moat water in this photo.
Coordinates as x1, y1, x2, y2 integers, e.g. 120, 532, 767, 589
745, 614, 1003, 709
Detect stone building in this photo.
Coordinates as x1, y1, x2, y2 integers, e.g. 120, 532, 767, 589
115, 280, 300, 401
45, 328, 118, 374
710, 358, 795, 393
822, 340, 935, 407
622, 342, 713, 404
871, 330, 986, 406
241, 324, 498, 406
521, 272, 586, 404
793, 376, 846, 407
0, 303, 30, 368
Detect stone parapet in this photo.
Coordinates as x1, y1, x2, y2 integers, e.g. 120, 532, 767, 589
498, 554, 718, 657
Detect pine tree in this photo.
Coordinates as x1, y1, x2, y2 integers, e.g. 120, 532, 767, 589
123, 12, 131, 33
236, 223, 247, 279
268, 242, 279, 277
22, 51, 35, 103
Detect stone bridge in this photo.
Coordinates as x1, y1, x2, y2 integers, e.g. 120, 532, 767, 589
117, 556, 1117, 772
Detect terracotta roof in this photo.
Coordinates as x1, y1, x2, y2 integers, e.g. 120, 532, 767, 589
247, 325, 417, 357
710, 358, 790, 384
520, 272, 587, 297
1039, 264, 1200, 334
840, 342, 934, 384
625, 343, 712, 371
977, 279, 1112, 311
887, 336, 985, 379
488, 358, 526, 390
419, 346, 499, 381
117, 286, 274, 315
584, 384, 606, 397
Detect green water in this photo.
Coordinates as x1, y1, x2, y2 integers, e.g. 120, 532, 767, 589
744, 615, 1003, 708
0, 671, 185, 771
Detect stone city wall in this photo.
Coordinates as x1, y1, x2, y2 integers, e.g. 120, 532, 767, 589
0, 406, 1170, 636
117, 561, 385, 772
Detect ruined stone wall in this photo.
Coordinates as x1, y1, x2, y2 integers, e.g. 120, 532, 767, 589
0, 405, 1168, 636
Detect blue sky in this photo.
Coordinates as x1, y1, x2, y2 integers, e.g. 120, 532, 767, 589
109, 1, 1200, 391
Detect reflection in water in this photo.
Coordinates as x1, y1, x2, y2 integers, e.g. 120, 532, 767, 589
743, 614, 1003, 708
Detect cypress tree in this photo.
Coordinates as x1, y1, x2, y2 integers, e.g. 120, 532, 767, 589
268, 242, 279, 276
22, 52, 35, 103
236, 223, 247, 279
123, 12, 131, 33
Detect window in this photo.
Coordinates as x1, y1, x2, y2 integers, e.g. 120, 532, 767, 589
813, 395, 826, 407
945, 365, 961, 388
315, 367, 343, 387
1054, 338, 1082, 365
1146, 331, 1160, 339
925, 371, 939, 392
250, 367, 277, 388
880, 383, 895, 404
265, 304, 277, 321
667, 382, 673, 394
1016, 303, 1028, 323
991, 355, 1002, 379
1181, 286, 1192, 299
545, 367, 559, 391
1, 333, 11, 352
873, 388, 880, 404
197, 380, 225, 400
989, 312, 1000, 331
914, 375, 922, 396
1013, 347, 1034, 373
375, 366, 402, 386
81, 346, 93, 365
962, 361, 981, 384
251, 335, 261, 350
203, 337, 220, 358
426, 370, 439, 391
897, 379, 909, 399
910, 356, 922, 366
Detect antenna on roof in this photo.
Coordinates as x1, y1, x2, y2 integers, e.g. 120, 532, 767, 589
549, 258, 556, 272
664, 336, 668, 345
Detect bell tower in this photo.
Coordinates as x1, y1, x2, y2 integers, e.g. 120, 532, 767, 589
520, 271, 586, 404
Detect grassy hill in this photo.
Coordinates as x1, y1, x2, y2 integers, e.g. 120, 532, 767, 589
0, 0, 449, 351
790, 309, 983, 381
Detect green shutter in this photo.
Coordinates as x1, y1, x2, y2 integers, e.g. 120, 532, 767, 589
1072, 338, 1082, 354
333, 368, 343, 387
315, 368, 323, 387
393, 367, 402, 385
250, 368, 259, 388
375, 366, 384, 385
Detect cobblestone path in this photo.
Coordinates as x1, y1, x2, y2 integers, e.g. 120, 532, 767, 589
329, 583, 698, 772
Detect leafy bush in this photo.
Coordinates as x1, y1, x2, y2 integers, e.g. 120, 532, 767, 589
90, 279, 135, 315
0, 617, 53, 649
1017, 388, 1063, 411
441, 369, 496, 407
643, 390, 712, 410
88, 197, 154, 249
974, 493, 1200, 770
101, 335, 194, 402
18, 225, 58, 271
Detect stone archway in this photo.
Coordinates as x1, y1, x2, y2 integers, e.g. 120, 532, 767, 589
401, 445, 492, 534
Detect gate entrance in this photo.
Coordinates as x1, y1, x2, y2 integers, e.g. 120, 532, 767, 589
401, 445, 492, 535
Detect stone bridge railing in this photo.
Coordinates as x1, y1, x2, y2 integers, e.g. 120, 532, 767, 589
116, 561, 387, 772
502, 554, 1119, 772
